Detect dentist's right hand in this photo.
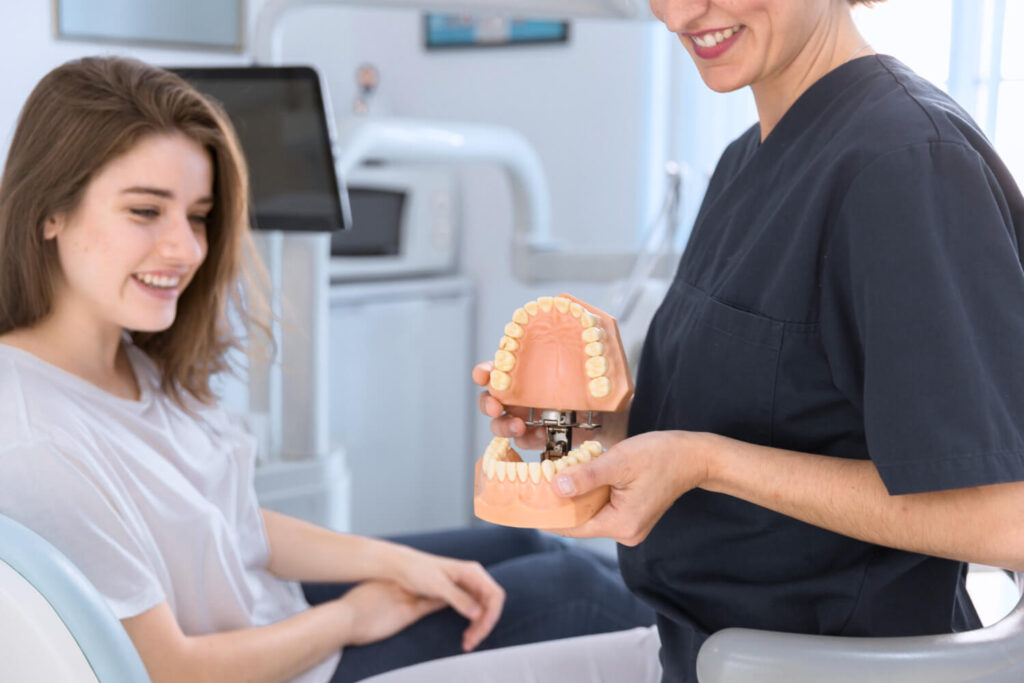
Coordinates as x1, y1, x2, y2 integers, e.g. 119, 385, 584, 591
472, 361, 631, 450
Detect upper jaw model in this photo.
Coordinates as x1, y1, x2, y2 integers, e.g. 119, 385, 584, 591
475, 294, 634, 528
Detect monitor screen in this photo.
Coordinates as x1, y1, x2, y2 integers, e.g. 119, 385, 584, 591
171, 66, 350, 233
331, 187, 404, 257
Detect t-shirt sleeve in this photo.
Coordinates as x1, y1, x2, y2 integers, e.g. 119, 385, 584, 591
0, 438, 166, 619
820, 140, 1024, 494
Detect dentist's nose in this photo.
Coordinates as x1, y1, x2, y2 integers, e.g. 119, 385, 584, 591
160, 213, 207, 265
651, 0, 711, 33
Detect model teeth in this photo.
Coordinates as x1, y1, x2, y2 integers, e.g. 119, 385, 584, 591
692, 24, 741, 48
133, 273, 180, 289
481, 437, 606, 483
489, 297, 614, 399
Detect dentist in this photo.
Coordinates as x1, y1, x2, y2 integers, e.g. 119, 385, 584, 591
476, 0, 1024, 680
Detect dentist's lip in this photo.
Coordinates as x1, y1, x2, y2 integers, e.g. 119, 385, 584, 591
683, 24, 744, 60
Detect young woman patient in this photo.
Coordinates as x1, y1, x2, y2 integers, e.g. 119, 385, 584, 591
0, 56, 652, 683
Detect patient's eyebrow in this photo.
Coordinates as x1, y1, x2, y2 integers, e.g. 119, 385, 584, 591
122, 186, 213, 204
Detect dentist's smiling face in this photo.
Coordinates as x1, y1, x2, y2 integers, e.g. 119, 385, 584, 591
649, 0, 836, 93
45, 131, 212, 336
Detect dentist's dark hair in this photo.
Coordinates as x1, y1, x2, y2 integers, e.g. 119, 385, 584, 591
0, 56, 269, 406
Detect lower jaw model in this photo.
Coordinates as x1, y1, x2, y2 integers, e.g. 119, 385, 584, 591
474, 437, 609, 528
473, 294, 634, 529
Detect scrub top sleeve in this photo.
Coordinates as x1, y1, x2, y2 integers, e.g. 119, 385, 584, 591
0, 440, 166, 619
820, 140, 1024, 495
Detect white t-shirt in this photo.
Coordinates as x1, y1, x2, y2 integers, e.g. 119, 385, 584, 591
0, 343, 339, 683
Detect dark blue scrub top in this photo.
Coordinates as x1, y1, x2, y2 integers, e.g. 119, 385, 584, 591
621, 55, 1024, 682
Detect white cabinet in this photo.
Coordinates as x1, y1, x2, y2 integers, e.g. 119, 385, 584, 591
328, 276, 476, 536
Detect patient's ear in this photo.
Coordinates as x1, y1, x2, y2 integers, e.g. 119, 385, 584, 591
42, 214, 65, 240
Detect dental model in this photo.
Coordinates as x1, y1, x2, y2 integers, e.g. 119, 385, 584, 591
474, 294, 633, 528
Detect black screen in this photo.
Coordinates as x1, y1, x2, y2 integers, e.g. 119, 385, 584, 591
172, 66, 349, 233
330, 188, 405, 256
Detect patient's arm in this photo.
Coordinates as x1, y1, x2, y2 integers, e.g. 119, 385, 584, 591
122, 584, 442, 683
260, 508, 505, 652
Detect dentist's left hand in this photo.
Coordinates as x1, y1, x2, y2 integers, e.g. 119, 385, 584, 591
389, 547, 505, 651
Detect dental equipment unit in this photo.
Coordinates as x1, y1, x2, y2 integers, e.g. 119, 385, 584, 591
475, 295, 633, 528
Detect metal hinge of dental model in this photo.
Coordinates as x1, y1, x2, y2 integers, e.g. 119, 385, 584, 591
526, 409, 601, 461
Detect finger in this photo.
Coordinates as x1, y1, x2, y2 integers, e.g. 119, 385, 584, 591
545, 502, 617, 540
437, 579, 485, 623
478, 391, 506, 419
459, 569, 505, 651
490, 413, 528, 438
551, 455, 622, 498
471, 362, 494, 387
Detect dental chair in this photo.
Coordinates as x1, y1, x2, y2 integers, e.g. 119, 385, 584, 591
0, 512, 150, 682
696, 571, 1024, 682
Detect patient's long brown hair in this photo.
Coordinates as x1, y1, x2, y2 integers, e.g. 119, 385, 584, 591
0, 56, 268, 406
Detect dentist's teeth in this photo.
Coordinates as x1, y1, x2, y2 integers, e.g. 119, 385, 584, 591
541, 459, 555, 482
569, 302, 583, 318
516, 462, 529, 483
582, 327, 605, 343
528, 462, 542, 483
524, 301, 539, 316
490, 370, 511, 391
499, 336, 519, 352
538, 296, 554, 312
715, 31, 724, 42
586, 356, 608, 378
504, 322, 524, 338
512, 308, 530, 325
494, 350, 516, 372
589, 377, 611, 398
585, 342, 605, 357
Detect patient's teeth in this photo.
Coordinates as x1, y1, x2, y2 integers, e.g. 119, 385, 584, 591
585, 356, 608, 378
589, 377, 611, 398
554, 297, 570, 313
569, 302, 583, 318
494, 350, 516, 372
541, 459, 555, 482
490, 370, 511, 391
538, 296, 554, 312
516, 462, 529, 482
528, 462, 542, 483
582, 327, 605, 343
499, 336, 520, 352
580, 312, 598, 329
525, 301, 539, 316
504, 322, 524, 338
513, 308, 530, 325
585, 342, 605, 357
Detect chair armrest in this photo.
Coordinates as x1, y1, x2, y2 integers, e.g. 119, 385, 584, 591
697, 593, 1024, 683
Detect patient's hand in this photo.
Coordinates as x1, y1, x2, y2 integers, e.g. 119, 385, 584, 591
338, 580, 445, 646
389, 545, 505, 652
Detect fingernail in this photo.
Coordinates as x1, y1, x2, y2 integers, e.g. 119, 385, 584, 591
555, 475, 576, 496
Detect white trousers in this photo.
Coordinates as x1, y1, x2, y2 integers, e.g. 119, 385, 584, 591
360, 625, 662, 683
